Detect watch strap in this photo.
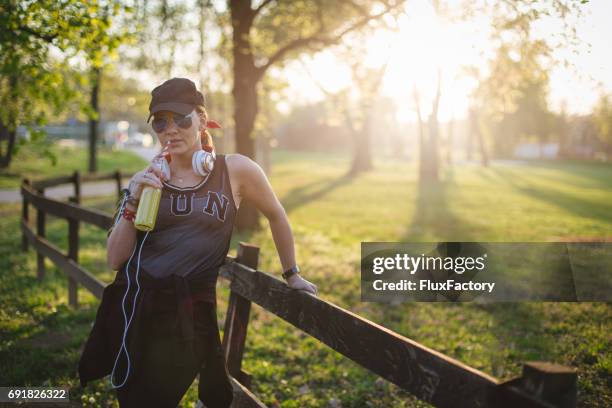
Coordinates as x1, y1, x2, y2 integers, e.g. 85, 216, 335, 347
282, 265, 300, 280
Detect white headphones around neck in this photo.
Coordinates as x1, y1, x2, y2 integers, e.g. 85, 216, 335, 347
156, 147, 216, 180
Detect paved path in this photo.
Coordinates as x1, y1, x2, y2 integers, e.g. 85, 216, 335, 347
128, 145, 158, 161
0, 179, 134, 203
0, 146, 158, 203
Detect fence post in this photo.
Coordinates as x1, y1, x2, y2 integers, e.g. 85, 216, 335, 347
36, 187, 46, 280
115, 170, 123, 198
521, 362, 577, 408
67, 196, 80, 308
73, 170, 81, 205
222, 242, 259, 389
21, 179, 31, 252
493, 361, 577, 408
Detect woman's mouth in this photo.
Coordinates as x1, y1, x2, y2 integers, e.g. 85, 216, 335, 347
168, 139, 182, 145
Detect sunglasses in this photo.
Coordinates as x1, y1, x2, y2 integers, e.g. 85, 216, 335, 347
151, 112, 193, 133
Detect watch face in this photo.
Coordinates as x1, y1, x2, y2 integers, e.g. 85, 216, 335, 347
283, 266, 299, 279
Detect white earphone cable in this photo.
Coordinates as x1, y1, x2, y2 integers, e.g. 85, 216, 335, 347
110, 230, 149, 389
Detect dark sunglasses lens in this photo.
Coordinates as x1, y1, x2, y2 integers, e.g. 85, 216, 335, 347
152, 117, 167, 133
176, 115, 192, 129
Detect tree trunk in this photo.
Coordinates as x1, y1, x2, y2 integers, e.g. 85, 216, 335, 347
446, 118, 454, 166
466, 123, 474, 161
231, 0, 260, 230
426, 119, 440, 182
412, 86, 426, 180
470, 109, 489, 167
233, 75, 260, 230
349, 122, 373, 174
0, 118, 16, 169
88, 67, 101, 173
259, 136, 271, 175
420, 72, 441, 183
349, 103, 373, 175
0, 74, 19, 169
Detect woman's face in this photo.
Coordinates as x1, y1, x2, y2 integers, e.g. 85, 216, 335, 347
151, 109, 203, 156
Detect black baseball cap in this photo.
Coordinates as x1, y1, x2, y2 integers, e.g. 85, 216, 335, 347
147, 78, 205, 122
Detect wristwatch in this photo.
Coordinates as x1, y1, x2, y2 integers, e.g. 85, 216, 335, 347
282, 265, 300, 280
121, 188, 139, 207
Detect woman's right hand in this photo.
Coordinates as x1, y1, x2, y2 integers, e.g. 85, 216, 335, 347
128, 162, 168, 200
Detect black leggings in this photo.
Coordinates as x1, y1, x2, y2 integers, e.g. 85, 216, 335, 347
116, 300, 234, 407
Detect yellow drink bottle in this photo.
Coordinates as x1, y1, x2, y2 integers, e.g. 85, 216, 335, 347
134, 186, 161, 231
134, 151, 169, 231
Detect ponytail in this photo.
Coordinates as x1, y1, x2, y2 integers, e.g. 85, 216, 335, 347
195, 105, 215, 151
201, 129, 214, 151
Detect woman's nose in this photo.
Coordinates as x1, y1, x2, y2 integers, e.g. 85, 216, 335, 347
164, 118, 179, 133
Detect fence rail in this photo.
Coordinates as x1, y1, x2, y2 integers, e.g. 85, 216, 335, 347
20, 173, 578, 408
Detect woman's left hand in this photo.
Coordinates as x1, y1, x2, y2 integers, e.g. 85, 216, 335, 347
286, 274, 318, 296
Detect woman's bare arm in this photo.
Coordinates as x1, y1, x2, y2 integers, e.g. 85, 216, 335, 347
106, 163, 166, 270
107, 205, 138, 270
227, 154, 317, 295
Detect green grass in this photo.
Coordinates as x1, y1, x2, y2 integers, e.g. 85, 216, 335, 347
0, 149, 611, 407
0, 143, 147, 189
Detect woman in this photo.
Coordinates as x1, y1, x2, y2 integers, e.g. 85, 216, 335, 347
78, 78, 317, 407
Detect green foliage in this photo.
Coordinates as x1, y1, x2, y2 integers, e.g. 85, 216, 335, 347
465, 0, 585, 157
475, 39, 554, 156
97, 68, 151, 124
592, 94, 612, 153
0, 0, 133, 166
123, 1, 191, 78
251, 1, 404, 68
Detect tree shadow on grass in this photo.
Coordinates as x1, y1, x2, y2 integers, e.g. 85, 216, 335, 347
280, 172, 356, 215
0, 245, 97, 386
517, 160, 612, 191
490, 166, 612, 226
0, 301, 95, 385
473, 302, 558, 379
402, 170, 494, 242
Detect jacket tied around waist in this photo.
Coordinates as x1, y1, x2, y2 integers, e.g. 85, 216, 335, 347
78, 265, 219, 388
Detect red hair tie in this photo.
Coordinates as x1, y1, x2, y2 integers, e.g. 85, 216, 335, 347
206, 120, 221, 129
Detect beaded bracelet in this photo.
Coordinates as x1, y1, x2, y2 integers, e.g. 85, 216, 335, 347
122, 208, 136, 222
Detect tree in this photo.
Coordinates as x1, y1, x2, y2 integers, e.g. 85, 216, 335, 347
344, 47, 391, 175
464, 0, 585, 160
0, 0, 129, 169
592, 94, 612, 160
473, 39, 553, 158
84, 3, 131, 173
124, 1, 189, 78
300, 36, 392, 175
228, 0, 405, 229
412, 70, 443, 181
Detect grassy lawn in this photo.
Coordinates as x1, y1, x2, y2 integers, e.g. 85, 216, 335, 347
0, 149, 610, 407
0, 143, 147, 189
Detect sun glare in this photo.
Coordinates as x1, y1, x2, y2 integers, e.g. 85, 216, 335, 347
284, 0, 490, 124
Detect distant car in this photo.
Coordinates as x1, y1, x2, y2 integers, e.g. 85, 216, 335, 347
125, 132, 153, 147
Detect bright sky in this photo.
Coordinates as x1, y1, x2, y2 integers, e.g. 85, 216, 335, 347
278, 0, 612, 123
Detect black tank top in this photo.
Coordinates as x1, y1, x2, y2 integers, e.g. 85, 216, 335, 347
107, 154, 238, 298
132, 154, 237, 284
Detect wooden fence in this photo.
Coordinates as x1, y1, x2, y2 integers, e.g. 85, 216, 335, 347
20, 173, 578, 408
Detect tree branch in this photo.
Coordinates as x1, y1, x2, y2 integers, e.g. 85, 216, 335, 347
253, 0, 275, 17
338, 0, 371, 18
254, 0, 404, 80
17, 25, 57, 43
